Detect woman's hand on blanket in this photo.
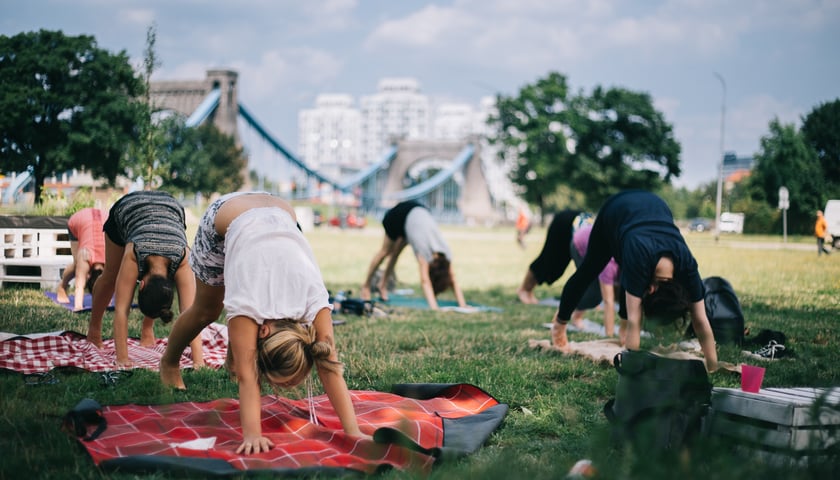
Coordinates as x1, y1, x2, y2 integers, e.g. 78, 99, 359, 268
236, 435, 274, 455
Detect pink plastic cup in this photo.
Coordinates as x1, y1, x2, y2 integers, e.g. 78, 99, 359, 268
741, 364, 766, 393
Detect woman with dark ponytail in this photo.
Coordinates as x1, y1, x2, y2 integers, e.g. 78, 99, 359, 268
161, 192, 367, 454
88, 191, 199, 368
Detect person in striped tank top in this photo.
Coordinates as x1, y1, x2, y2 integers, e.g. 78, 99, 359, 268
56, 207, 108, 311
89, 191, 200, 368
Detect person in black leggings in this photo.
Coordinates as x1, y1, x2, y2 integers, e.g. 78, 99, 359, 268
516, 210, 587, 304
551, 190, 718, 372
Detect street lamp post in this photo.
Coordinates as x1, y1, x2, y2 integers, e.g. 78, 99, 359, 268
713, 72, 726, 242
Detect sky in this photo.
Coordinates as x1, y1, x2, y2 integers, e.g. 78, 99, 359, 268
3, 0, 839, 189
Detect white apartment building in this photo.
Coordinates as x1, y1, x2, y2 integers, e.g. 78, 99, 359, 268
433, 103, 475, 140
297, 94, 361, 178
359, 78, 431, 165
297, 82, 520, 219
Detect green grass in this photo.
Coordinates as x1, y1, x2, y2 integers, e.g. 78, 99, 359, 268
1, 224, 839, 479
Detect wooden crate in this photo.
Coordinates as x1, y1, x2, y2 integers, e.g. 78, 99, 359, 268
1, 227, 72, 289
704, 387, 840, 464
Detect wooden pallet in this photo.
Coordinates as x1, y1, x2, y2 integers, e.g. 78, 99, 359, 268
1, 227, 72, 289
704, 387, 840, 464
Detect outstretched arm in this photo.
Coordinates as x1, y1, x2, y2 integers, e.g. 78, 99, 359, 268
71, 255, 92, 311
312, 309, 366, 437
173, 257, 203, 367
417, 256, 439, 310
449, 264, 467, 308
112, 249, 140, 366
57, 258, 77, 305
623, 292, 644, 351
229, 315, 274, 455
690, 300, 718, 372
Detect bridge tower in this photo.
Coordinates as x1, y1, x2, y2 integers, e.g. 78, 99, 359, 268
149, 69, 239, 142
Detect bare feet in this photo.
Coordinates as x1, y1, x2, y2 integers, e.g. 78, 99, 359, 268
376, 282, 389, 302
86, 334, 104, 349
160, 360, 186, 389
360, 285, 371, 301
56, 290, 70, 304
551, 322, 570, 352
139, 331, 156, 348
516, 289, 538, 304
115, 357, 134, 368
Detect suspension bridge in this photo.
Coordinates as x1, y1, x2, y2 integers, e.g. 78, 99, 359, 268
2, 69, 501, 224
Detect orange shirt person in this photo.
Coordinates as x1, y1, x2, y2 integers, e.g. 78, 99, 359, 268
815, 210, 831, 256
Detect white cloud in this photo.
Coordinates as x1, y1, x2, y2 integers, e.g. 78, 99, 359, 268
233, 47, 344, 101
117, 8, 156, 27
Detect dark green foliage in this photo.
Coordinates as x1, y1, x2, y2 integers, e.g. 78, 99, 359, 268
801, 99, 840, 199
0, 30, 144, 202
490, 72, 574, 215
488, 71, 681, 213
570, 86, 681, 209
747, 119, 824, 234
159, 117, 246, 196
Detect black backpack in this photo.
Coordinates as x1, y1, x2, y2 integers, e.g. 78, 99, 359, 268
603, 350, 712, 452
685, 276, 745, 346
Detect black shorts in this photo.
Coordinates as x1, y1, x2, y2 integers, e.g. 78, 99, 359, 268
382, 201, 424, 240
102, 199, 126, 246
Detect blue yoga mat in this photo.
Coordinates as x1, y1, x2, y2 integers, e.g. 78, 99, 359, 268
382, 294, 502, 313
44, 291, 117, 312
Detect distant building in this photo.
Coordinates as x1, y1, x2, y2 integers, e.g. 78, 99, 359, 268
297, 94, 361, 178
433, 103, 475, 140
359, 78, 431, 165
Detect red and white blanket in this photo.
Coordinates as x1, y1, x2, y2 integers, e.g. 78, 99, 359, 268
67, 383, 507, 475
0, 323, 228, 374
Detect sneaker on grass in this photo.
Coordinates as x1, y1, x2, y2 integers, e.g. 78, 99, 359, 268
742, 340, 787, 361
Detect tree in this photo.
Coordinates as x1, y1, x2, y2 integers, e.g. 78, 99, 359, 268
748, 118, 823, 234
801, 98, 840, 199
489, 72, 682, 213
160, 117, 245, 197
0, 30, 143, 202
570, 86, 681, 209
489, 72, 575, 217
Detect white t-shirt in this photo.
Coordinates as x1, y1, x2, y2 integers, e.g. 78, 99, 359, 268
223, 207, 331, 325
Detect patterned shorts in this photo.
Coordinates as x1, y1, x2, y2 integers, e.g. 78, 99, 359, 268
190, 192, 250, 286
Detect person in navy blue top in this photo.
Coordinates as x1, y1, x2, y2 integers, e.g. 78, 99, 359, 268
551, 190, 718, 371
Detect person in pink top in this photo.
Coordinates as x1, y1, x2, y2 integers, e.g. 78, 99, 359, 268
57, 207, 108, 311
571, 224, 621, 338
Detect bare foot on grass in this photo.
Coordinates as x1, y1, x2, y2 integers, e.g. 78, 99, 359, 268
517, 289, 538, 304
160, 360, 186, 390
551, 323, 571, 352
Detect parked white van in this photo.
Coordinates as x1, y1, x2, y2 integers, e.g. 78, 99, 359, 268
823, 200, 840, 248
719, 212, 745, 234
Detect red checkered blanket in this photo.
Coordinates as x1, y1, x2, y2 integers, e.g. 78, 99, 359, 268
67, 383, 507, 475
0, 323, 228, 374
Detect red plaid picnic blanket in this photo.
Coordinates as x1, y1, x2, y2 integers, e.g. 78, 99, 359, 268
69, 383, 507, 475
0, 323, 228, 374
